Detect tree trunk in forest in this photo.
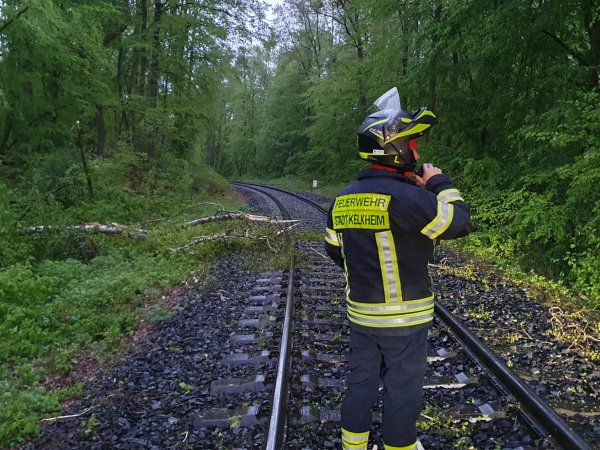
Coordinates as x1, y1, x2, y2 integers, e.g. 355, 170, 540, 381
138, 0, 148, 97
583, 1, 599, 89
428, 77, 437, 111
133, 0, 148, 153
428, 1, 442, 111
115, 0, 129, 141
149, 0, 162, 107
116, 45, 131, 142
402, 43, 408, 76
355, 12, 366, 120
147, 0, 162, 159
96, 105, 106, 157
75, 122, 95, 199
0, 113, 12, 157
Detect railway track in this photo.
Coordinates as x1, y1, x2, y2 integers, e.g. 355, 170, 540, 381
24, 182, 596, 450
231, 181, 592, 450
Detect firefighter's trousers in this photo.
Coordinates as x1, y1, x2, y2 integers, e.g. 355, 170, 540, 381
341, 327, 428, 449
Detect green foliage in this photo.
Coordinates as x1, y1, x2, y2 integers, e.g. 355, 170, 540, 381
0, 147, 254, 446
255, 59, 309, 176
1, 0, 599, 442
227, 0, 600, 304
514, 91, 600, 298
0, 0, 114, 163
178, 381, 194, 394
190, 163, 233, 195
0, 382, 65, 446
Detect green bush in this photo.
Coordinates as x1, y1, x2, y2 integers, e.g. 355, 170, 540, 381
0, 150, 251, 446
191, 163, 231, 194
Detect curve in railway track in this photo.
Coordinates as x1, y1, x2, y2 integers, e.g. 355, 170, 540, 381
233, 181, 595, 450
23, 181, 598, 450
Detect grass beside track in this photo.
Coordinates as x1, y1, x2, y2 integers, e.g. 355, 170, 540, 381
0, 174, 295, 448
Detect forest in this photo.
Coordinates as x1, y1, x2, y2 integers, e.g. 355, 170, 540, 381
0, 0, 599, 445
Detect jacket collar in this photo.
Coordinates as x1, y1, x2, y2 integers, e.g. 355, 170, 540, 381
358, 168, 415, 184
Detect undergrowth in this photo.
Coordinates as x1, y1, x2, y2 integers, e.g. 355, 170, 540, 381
0, 153, 291, 448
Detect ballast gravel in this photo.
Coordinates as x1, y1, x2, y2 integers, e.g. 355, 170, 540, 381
22, 186, 600, 449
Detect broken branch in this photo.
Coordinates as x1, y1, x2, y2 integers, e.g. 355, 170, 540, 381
26, 223, 148, 240
169, 225, 298, 253
185, 212, 300, 227
40, 405, 98, 423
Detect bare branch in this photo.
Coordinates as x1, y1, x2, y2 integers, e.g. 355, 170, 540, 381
16, 184, 70, 223
542, 30, 590, 67
186, 213, 245, 226
26, 223, 148, 240
0, 6, 29, 34
141, 202, 226, 225
170, 225, 298, 253
185, 212, 300, 227
40, 405, 98, 423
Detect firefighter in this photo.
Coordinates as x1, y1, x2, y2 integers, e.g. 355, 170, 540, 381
324, 88, 472, 450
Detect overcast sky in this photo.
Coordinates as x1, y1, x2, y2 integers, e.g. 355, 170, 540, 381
263, 0, 282, 22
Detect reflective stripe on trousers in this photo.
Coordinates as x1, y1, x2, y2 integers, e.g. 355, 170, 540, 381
341, 428, 369, 449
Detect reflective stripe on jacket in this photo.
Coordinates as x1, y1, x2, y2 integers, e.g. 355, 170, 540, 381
325, 169, 471, 336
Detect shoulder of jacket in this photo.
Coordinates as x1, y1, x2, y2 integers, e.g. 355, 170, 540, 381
388, 183, 436, 212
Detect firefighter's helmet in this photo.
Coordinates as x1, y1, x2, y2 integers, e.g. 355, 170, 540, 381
358, 88, 438, 171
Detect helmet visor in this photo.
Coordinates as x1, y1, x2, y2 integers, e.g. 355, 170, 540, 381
387, 110, 412, 136
374, 87, 401, 112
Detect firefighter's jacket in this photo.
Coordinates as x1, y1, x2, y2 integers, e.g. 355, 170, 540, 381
325, 168, 471, 336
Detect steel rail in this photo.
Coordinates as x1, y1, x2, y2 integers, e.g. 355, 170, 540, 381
265, 258, 295, 450
232, 181, 592, 450
231, 181, 329, 214
435, 301, 591, 450
231, 183, 295, 450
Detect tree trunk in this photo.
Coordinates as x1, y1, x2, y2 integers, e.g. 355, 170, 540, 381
146, 0, 162, 159
0, 112, 12, 157
96, 105, 106, 156
402, 43, 409, 76
149, 0, 162, 107
75, 123, 95, 199
428, 76, 437, 111
355, 12, 366, 119
116, 45, 125, 139
115, 0, 129, 140
428, 1, 442, 110
583, 1, 599, 89
138, 0, 148, 97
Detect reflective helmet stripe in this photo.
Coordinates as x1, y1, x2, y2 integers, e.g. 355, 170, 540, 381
385, 123, 430, 143
364, 118, 388, 130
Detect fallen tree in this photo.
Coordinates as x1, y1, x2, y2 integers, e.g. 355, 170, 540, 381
24, 212, 300, 247
25, 223, 148, 240
185, 212, 299, 227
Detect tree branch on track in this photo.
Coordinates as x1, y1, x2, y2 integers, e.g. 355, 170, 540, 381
169, 224, 299, 253
40, 405, 98, 423
185, 212, 300, 227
